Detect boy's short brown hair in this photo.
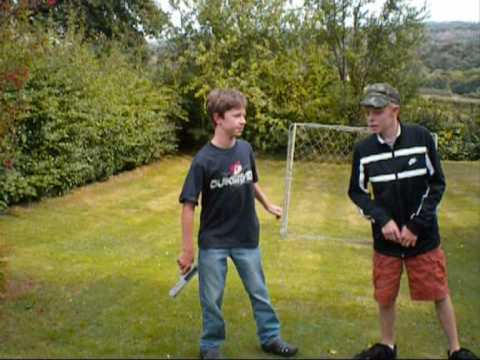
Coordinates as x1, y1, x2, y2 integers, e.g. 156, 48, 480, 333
207, 89, 247, 126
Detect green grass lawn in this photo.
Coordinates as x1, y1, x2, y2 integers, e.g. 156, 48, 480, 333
0, 156, 478, 358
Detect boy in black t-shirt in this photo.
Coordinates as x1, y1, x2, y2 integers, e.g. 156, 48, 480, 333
178, 89, 298, 359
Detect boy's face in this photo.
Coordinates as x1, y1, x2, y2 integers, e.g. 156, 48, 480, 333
363, 104, 399, 135
214, 107, 247, 137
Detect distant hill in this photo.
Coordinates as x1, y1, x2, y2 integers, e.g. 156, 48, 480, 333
419, 21, 479, 97
420, 21, 479, 71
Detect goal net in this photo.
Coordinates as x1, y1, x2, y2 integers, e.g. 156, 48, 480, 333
280, 123, 370, 241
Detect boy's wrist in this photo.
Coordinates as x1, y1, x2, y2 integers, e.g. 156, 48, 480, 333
182, 246, 194, 255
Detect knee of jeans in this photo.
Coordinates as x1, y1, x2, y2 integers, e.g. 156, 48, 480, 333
202, 284, 224, 300
247, 283, 271, 305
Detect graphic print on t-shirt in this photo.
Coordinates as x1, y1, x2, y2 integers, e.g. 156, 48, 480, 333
210, 160, 253, 189
229, 160, 242, 175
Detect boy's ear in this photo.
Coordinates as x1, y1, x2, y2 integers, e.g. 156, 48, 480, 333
391, 104, 400, 117
213, 112, 223, 127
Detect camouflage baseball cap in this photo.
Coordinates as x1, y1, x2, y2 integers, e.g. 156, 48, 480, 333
360, 83, 400, 108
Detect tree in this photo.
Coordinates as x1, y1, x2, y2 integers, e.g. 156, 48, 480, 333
156, 0, 337, 151
304, 0, 426, 123
155, 0, 429, 148
1, 0, 169, 47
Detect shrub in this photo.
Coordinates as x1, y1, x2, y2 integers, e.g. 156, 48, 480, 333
0, 19, 180, 209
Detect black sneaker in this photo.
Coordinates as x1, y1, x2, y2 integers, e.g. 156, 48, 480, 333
448, 348, 478, 360
353, 343, 397, 360
200, 348, 221, 359
261, 338, 298, 357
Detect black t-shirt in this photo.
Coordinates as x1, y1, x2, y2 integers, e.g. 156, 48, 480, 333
179, 139, 260, 249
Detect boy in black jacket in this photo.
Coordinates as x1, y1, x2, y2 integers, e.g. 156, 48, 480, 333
348, 83, 477, 360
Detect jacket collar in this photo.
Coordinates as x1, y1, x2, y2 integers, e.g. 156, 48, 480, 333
377, 122, 402, 145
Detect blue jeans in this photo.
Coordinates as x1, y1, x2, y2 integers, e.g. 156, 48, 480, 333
198, 247, 281, 351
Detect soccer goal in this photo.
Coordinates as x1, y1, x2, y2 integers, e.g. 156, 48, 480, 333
280, 123, 370, 241
280, 123, 438, 241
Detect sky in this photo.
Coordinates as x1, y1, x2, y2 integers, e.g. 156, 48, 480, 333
156, 0, 480, 23
405, 0, 479, 22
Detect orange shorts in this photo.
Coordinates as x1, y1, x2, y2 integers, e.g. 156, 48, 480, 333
373, 247, 450, 305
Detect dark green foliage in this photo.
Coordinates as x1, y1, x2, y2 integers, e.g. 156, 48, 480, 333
403, 97, 480, 160
155, 0, 337, 152
2, 0, 169, 46
1, 2, 478, 214
156, 0, 426, 151
0, 16, 180, 210
317, 0, 426, 117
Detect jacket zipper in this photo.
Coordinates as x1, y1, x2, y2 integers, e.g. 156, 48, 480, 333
392, 145, 405, 258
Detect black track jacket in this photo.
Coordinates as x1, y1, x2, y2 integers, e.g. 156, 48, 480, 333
348, 123, 446, 258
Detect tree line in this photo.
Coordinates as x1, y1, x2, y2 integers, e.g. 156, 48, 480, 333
420, 22, 480, 97
0, 0, 478, 209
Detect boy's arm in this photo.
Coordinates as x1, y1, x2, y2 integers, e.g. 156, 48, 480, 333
348, 147, 391, 228
405, 131, 446, 236
254, 183, 282, 219
177, 202, 196, 274
348, 147, 402, 243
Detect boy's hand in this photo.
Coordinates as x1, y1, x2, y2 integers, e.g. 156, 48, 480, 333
400, 226, 417, 247
266, 203, 283, 219
381, 220, 401, 243
177, 251, 194, 275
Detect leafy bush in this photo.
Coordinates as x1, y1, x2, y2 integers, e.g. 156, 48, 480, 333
403, 97, 480, 160
0, 18, 181, 210
156, 0, 427, 152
